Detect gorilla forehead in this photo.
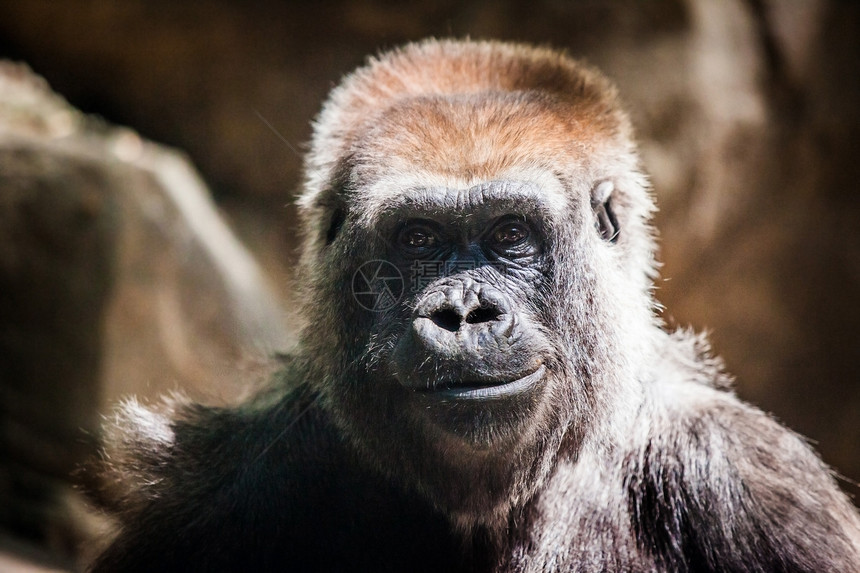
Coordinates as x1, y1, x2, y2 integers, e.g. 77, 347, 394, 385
353, 179, 571, 231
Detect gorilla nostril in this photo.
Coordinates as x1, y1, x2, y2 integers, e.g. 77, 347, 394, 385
431, 308, 462, 332
466, 306, 502, 324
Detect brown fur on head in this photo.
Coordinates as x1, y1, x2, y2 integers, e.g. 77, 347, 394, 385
299, 39, 648, 245
294, 39, 659, 529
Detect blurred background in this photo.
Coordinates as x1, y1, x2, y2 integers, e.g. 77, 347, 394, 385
0, 0, 858, 570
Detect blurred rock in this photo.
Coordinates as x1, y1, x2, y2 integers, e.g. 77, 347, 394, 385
0, 62, 291, 568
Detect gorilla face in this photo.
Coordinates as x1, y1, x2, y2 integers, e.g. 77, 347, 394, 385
387, 184, 549, 378
386, 181, 619, 406
303, 167, 631, 523
383, 181, 556, 431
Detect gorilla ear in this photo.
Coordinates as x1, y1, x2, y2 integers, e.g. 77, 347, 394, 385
590, 180, 620, 243
325, 207, 346, 246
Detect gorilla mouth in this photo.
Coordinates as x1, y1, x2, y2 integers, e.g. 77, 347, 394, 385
422, 364, 546, 400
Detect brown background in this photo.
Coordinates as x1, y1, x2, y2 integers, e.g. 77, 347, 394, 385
0, 0, 858, 567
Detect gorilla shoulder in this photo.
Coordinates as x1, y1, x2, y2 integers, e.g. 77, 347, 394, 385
626, 343, 860, 572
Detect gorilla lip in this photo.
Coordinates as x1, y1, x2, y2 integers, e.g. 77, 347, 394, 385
423, 364, 546, 400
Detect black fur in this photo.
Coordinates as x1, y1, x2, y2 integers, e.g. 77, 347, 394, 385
94, 381, 490, 572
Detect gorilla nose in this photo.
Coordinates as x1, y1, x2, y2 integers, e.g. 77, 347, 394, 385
415, 284, 515, 343
393, 283, 528, 391
429, 304, 503, 333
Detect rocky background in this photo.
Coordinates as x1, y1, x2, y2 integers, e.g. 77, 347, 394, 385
0, 0, 857, 569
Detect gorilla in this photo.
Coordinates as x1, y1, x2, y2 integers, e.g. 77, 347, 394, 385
90, 39, 860, 572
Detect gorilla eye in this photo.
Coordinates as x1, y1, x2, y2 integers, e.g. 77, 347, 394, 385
491, 221, 529, 248
493, 223, 529, 247
398, 222, 440, 253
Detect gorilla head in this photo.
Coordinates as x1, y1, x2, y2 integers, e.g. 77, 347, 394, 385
294, 40, 658, 528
